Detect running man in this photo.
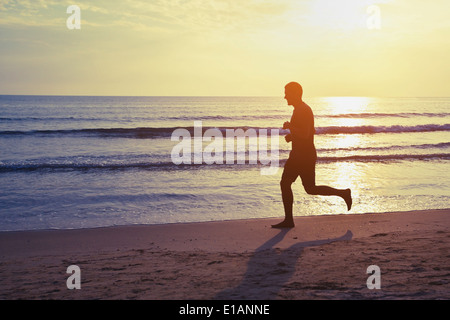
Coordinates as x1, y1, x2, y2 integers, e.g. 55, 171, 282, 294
272, 82, 352, 228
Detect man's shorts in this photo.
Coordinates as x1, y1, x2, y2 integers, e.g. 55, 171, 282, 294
281, 152, 317, 188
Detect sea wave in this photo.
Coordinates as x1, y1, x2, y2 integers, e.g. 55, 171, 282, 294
1, 112, 449, 122
322, 112, 450, 118
316, 124, 450, 134
318, 142, 450, 152
1, 153, 448, 172
1, 124, 449, 138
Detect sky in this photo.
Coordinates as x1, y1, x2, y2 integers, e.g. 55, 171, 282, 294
0, 0, 449, 97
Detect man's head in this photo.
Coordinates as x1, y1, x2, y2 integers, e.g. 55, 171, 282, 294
284, 82, 303, 106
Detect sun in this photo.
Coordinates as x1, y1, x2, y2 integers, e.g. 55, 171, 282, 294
306, 0, 376, 32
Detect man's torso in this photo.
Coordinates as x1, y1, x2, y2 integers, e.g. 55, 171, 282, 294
289, 102, 316, 159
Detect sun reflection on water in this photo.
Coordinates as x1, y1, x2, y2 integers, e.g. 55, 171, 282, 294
315, 97, 380, 213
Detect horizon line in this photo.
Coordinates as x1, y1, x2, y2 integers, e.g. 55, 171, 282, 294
1, 94, 450, 99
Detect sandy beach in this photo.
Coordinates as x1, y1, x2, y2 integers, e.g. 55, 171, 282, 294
0, 209, 449, 300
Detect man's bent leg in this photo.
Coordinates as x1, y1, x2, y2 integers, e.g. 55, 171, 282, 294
301, 158, 352, 211
304, 185, 352, 211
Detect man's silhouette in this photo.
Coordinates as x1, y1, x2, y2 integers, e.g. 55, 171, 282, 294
272, 82, 352, 228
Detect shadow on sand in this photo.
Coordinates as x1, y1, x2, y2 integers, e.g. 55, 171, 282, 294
214, 229, 353, 299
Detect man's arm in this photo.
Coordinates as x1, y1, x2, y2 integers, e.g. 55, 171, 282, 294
283, 121, 292, 142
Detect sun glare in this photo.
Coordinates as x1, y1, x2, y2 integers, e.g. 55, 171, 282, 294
323, 96, 370, 114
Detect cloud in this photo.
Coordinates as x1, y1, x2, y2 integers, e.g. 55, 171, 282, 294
0, 0, 293, 33
0, 0, 64, 26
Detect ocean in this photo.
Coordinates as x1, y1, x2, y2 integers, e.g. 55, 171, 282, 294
0, 95, 449, 231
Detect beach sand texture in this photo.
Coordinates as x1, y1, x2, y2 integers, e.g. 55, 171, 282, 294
0, 209, 449, 300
